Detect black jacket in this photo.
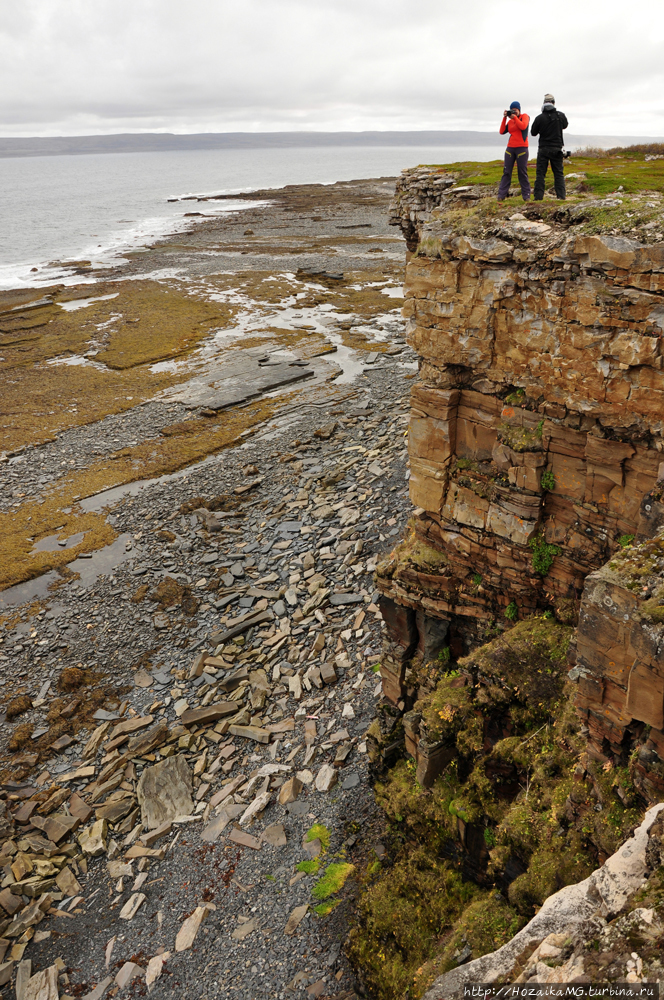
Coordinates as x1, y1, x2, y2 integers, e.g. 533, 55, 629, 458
531, 108, 568, 150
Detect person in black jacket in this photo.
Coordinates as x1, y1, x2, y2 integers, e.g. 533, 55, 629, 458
530, 94, 569, 200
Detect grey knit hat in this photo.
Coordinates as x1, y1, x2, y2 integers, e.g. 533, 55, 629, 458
543, 93, 555, 104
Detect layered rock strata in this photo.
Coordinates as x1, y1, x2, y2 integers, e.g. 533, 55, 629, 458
378, 167, 664, 699
571, 522, 664, 801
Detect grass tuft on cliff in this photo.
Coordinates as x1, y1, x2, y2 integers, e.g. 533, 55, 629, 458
409, 145, 664, 242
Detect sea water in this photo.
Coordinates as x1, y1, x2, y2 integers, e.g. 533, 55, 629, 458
0, 144, 504, 290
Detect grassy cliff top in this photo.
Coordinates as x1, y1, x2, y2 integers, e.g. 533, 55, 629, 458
408, 145, 664, 240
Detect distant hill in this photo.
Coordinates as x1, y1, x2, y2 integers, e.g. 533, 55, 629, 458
0, 130, 662, 159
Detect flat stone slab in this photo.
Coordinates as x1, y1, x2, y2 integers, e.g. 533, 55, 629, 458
180, 701, 239, 727
229, 724, 270, 744
136, 754, 194, 830
228, 828, 262, 850
329, 593, 364, 606
164, 357, 315, 411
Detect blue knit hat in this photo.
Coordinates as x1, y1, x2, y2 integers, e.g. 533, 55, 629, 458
510, 101, 521, 110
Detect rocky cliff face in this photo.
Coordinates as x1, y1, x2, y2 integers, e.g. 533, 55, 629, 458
378, 165, 664, 797
350, 164, 664, 1000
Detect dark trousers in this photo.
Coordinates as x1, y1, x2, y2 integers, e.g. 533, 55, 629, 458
497, 147, 531, 201
534, 147, 566, 200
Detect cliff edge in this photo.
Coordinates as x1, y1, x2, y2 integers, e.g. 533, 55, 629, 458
349, 150, 664, 1000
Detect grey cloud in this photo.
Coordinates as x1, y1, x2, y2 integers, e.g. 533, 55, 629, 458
0, 0, 663, 136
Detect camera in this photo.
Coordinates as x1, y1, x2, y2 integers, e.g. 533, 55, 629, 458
504, 109, 514, 118
563, 149, 572, 159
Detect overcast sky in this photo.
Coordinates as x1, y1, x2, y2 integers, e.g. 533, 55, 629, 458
1, 0, 663, 138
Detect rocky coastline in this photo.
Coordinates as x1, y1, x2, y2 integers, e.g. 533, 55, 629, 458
0, 177, 415, 999
3, 149, 664, 1000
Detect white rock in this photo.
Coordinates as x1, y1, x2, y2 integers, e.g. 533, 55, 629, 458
22, 966, 59, 1000
115, 962, 143, 989
342, 702, 355, 719
145, 952, 170, 990
78, 819, 108, 857
315, 763, 338, 792
422, 802, 664, 1000
175, 905, 209, 951
239, 791, 271, 826
119, 893, 146, 921
288, 675, 302, 700
538, 941, 562, 959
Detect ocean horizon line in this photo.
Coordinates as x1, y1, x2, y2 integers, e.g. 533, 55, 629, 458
1, 129, 663, 159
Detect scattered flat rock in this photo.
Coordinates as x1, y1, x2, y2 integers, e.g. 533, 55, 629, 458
118, 892, 146, 921
175, 905, 210, 951
78, 819, 108, 856
137, 754, 194, 830
229, 828, 262, 850
145, 953, 169, 989
115, 962, 143, 988
180, 701, 239, 727
229, 724, 270, 744
239, 791, 271, 827
231, 916, 259, 940
284, 903, 309, 935
315, 763, 338, 792
80, 976, 113, 1000
261, 823, 287, 847
133, 669, 153, 688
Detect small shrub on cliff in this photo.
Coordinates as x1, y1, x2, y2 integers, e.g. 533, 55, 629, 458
505, 600, 518, 621
618, 534, 635, 548
541, 470, 556, 491
529, 532, 561, 576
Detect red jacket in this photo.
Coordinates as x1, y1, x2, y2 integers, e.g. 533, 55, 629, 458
500, 112, 529, 148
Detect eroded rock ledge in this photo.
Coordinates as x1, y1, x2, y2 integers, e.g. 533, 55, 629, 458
377, 166, 664, 798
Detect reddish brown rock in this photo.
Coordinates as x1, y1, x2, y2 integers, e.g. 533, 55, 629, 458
378, 169, 664, 709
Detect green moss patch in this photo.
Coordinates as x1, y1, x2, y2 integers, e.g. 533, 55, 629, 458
407, 147, 664, 243
296, 859, 320, 875
304, 823, 331, 852
347, 849, 478, 1000
312, 862, 355, 900
313, 900, 340, 916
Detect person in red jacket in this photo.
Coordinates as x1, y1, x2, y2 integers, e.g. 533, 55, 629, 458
497, 101, 531, 201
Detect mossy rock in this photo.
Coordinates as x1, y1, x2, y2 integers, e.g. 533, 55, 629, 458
347, 848, 477, 1000
459, 617, 572, 725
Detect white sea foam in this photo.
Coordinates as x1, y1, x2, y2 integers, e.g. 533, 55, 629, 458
0, 144, 503, 291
